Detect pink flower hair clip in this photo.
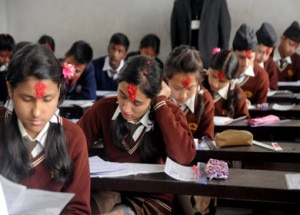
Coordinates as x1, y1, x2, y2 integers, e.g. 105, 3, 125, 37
212, 47, 221, 55
62, 63, 76, 79
128, 84, 137, 101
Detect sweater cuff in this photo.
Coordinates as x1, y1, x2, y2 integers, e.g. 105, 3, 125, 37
153, 96, 167, 111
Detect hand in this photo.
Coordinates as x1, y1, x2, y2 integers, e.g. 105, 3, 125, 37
157, 81, 171, 98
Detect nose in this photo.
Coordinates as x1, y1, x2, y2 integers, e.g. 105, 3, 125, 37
122, 100, 132, 113
32, 101, 41, 118
179, 89, 187, 99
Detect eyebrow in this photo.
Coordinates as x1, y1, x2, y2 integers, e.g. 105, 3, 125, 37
119, 88, 143, 104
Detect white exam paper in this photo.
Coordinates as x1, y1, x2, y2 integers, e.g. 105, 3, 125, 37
0, 175, 74, 215
285, 173, 300, 189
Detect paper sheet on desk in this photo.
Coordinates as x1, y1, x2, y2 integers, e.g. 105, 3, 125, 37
285, 174, 300, 189
272, 103, 295, 111
89, 156, 164, 178
60, 100, 94, 108
0, 175, 74, 215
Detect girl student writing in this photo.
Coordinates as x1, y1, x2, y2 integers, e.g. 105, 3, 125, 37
202, 48, 250, 119
77, 55, 196, 215
0, 44, 91, 214
164, 45, 215, 140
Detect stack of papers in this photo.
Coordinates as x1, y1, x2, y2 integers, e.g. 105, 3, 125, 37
213, 116, 233, 125
89, 156, 164, 178
0, 175, 74, 215
272, 103, 295, 111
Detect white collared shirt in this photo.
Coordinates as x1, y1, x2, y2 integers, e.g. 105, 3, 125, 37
17, 114, 60, 158
236, 65, 255, 85
103, 56, 125, 80
111, 106, 153, 141
273, 47, 292, 67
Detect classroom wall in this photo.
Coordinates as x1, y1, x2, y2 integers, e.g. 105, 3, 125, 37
1, 0, 300, 62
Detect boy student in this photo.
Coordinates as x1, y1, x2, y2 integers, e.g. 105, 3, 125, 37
255, 22, 279, 90
126, 34, 164, 70
272, 21, 300, 81
93, 33, 130, 91
233, 24, 269, 105
63, 40, 96, 100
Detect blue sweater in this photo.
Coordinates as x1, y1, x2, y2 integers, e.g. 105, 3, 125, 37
92, 56, 118, 91
66, 64, 97, 100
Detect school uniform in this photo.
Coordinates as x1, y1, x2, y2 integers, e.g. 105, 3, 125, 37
66, 63, 97, 100
203, 77, 249, 118
92, 56, 124, 91
261, 57, 279, 90
170, 0, 231, 69
273, 48, 300, 81
0, 112, 91, 214
236, 64, 269, 104
171, 86, 215, 140
77, 96, 196, 214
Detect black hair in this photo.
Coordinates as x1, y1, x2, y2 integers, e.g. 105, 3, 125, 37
11, 41, 32, 57
0, 34, 15, 51
164, 45, 204, 120
209, 50, 239, 117
164, 45, 203, 82
38, 35, 55, 52
140, 34, 160, 55
112, 55, 163, 162
65, 40, 93, 65
0, 44, 70, 183
109, 33, 130, 51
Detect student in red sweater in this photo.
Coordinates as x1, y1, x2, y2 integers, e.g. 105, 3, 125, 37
164, 45, 214, 140
164, 44, 215, 215
233, 24, 269, 105
77, 55, 196, 215
202, 48, 249, 119
255, 22, 279, 90
0, 44, 91, 214
273, 21, 300, 81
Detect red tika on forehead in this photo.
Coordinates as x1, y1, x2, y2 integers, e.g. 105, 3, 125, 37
115, 44, 121, 50
266, 47, 271, 54
128, 84, 137, 101
218, 71, 225, 80
5, 51, 12, 57
181, 77, 191, 88
34, 81, 46, 99
245, 50, 252, 58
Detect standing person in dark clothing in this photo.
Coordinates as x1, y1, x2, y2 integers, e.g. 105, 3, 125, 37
170, 0, 231, 69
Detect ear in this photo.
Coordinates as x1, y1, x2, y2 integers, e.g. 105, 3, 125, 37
6, 81, 13, 99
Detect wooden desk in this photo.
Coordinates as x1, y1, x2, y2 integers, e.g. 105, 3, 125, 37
214, 119, 300, 142
278, 81, 300, 93
249, 104, 300, 119
267, 91, 299, 104
91, 169, 300, 205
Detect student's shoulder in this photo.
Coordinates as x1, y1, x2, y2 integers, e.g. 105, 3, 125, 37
254, 64, 269, 78
90, 96, 118, 111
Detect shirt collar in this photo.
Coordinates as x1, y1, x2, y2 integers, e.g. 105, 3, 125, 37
103, 56, 125, 79
112, 106, 153, 140
273, 47, 292, 64
170, 91, 197, 113
217, 82, 230, 100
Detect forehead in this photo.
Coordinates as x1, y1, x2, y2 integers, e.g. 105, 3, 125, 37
14, 76, 58, 92
118, 81, 149, 99
109, 43, 126, 51
169, 72, 198, 82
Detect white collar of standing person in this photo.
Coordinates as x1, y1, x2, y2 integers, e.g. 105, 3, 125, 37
259, 61, 264, 68
103, 56, 125, 80
112, 106, 153, 141
0, 64, 8, 72
273, 47, 292, 64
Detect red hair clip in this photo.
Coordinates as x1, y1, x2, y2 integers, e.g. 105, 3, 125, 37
34, 81, 47, 99
245, 50, 252, 58
62, 63, 76, 79
181, 77, 191, 88
128, 84, 137, 101
143, 70, 148, 75
147, 60, 151, 65
218, 71, 225, 80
